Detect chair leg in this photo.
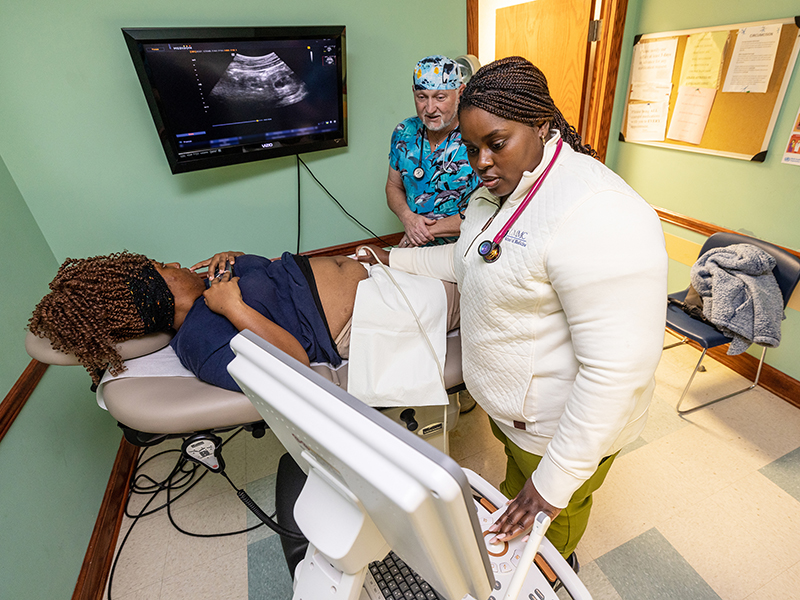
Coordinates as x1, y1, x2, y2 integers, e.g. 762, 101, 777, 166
675, 348, 708, 414
676, 346, 768, 416
663, 336, 689, 350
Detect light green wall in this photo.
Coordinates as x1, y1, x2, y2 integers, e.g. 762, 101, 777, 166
0, 0, 467, 266
0, 368, 121, 599
0, 1, 467, 597
606, 0, 800, 252
606, 0, 800, 379
0, 156, 56, 389
0, 153, 123, 598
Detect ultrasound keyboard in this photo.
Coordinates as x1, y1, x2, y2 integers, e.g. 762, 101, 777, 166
363, 551, 445, 600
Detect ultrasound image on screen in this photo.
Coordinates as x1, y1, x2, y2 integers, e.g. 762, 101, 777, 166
209, 52, 308, 109
143, 39, 341, 152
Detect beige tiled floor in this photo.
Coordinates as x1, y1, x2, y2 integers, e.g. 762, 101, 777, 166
105, 334, 800, 600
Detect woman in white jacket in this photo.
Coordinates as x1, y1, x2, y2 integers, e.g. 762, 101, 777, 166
360, 57, 668, 566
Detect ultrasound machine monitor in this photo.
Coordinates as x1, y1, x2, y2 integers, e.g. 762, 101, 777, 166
228, 330, 495, 600
122, 26, 347, 174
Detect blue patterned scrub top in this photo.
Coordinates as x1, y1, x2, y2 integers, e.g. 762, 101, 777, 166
389, 117, 478, 219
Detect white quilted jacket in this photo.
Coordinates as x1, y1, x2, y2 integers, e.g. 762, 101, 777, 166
391, 132, 668, 507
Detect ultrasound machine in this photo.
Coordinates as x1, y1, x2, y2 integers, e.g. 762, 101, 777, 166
228, 330, 593, 600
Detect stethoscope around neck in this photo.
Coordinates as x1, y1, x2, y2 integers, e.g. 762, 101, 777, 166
477, 138, 563, 263
413, 128, 457, 180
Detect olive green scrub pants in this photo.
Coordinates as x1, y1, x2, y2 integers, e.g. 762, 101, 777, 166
490, 419, 618, 558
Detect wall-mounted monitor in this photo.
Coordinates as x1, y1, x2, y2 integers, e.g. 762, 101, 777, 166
122, 26, 347, 174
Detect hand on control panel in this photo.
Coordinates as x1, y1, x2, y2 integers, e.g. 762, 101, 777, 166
475, 498, 559, 600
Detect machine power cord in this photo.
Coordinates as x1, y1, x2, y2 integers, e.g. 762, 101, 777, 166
221, 470, 306, 541
296, 156, 393, 249
297, 155, 302, 254
161, 458, 304, 540
124, 450, 206, 519
107, 427, 301, 599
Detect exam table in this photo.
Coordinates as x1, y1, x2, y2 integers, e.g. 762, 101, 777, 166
25, 329, 465, 452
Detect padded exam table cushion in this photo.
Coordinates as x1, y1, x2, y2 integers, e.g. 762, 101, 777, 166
25, 330, 463, 436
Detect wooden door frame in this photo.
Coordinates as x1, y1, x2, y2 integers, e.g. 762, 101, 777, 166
466, 0, 629, 163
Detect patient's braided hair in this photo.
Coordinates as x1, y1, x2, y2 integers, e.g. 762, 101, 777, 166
459, 56, 596, 157
29, 252, 174, 384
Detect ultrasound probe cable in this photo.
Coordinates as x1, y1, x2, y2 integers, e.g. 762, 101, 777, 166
357, 246, 449, 447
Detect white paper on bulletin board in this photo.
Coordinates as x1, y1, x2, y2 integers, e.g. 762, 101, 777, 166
626, 102, 669, 141
631, 37, 678, 83
621, 17, 800, 161
667, 87, 717, 144
722, 24, 781, 93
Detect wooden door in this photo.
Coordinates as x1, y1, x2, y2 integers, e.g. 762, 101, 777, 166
495, 0, 594, 130
467, 0, 630, 162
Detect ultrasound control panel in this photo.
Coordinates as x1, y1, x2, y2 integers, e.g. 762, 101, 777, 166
474, 496, 560, 600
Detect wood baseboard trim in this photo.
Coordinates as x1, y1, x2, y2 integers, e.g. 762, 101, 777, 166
706, 345, 800, 409
0, 359, 48, 444
72, 437, 139, 600
654, 205, 800, 260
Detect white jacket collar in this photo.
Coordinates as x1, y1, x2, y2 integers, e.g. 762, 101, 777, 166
473, 129, 565, 208
505, 129, 564, 206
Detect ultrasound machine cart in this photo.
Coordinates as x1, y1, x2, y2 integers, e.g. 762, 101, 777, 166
228, 330, 593, 600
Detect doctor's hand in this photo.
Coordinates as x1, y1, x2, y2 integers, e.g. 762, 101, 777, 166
400, 213, 436, 246
190, 251, 244, 278
355, 245, 390, 265
488, 478, 561, 543
397, 234, 415, 248
202, 271, 245, 317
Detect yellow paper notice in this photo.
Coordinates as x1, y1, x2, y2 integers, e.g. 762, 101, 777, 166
679, 31, 729, 89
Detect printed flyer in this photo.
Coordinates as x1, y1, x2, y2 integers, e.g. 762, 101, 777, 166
782, 103, 800, 166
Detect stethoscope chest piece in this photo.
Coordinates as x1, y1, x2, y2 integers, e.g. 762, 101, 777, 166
473, 138, 564, 266
478, 240, 501, 263
413, 128, 456, 181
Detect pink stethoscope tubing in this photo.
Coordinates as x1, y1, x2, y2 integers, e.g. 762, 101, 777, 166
477, 138, 563, 263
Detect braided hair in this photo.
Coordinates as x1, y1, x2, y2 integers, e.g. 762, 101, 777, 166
29, 251, 174, 384
459, 56, 596, 157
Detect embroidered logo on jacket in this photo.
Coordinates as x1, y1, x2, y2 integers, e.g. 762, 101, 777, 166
504, 228, 529, 248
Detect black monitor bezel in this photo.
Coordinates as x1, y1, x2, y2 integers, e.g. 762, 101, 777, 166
122, 26, 348, 174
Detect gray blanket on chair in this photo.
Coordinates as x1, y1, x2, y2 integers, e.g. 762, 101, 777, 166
690, 243, 784, 355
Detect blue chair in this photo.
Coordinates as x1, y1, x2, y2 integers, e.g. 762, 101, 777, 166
665, 232, 800, 415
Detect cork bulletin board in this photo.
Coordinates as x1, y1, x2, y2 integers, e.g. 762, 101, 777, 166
620, 17, 800, 161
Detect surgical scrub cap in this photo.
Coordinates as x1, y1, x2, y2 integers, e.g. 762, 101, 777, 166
413, 55, 463, 90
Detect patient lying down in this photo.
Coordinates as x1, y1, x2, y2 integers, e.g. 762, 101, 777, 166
29, 250, 458, 391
